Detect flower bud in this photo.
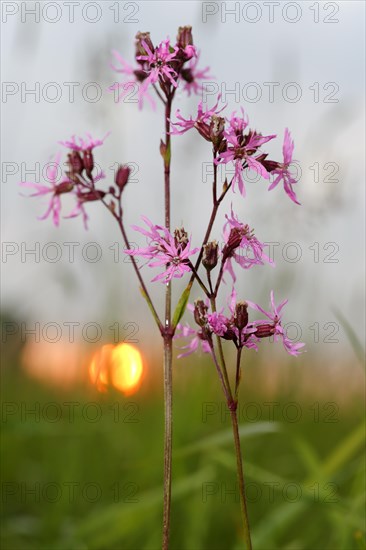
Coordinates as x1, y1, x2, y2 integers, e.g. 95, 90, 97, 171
68, 151, 84, 175
255, 324, 275, 339
194, 300, 208, 328
256, 153, 279, 173
115, 165, 130, 191
78, 190, 106, 203
234, 302, 248, 331
222, 225, 252, 260
135, 32, 154, 59
202, 241, 219, 271
209, 116, 225, 148
174, 227, 189, 250
83, 149, 94, 176
176, 26, 193, 50
222, 227, 243, 259
55, 181, 74, 195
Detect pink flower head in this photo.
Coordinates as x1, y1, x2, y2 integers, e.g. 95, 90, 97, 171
59, 132, 110, 152
268, 128, 300, 205
125, 217, 199, 283
20, 153, 73, 227
247, 291, 305, 356
180, 52, 212, 97
170, 95, 225, 139
207, 289, 258, 350
109, 50, 156, 110
175, 322, 211, 358
222, 207, 273, 282
137, 39, 179, 93
216, 110, 276, 197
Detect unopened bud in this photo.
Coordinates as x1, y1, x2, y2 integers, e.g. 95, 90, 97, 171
209, 116, 225, 148
234, 302, 248, 330
83, 149, 94, 176
256, 153, 279, 173
255, 324, 275, 339
202, 241, 218, 271
55, 181, 74, 195
174, 227, 188, 249
222, 227, 243, 258
68, 151, 84, 174
115, 165, 130, 191
78, 190, 106, 203
177, 26, 193, 50
135, 32, 154, 59
194, 300, 208, 327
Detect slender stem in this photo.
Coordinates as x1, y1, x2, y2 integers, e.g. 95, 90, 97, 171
100, 197, 163, 332
234, 346, 242, 400
209, 341, 231, 404
209, 296, 233, 402
162, 334, 173, 550
188, 261, 210, 297
162, 94, 173, 550
230, 409, 252, 550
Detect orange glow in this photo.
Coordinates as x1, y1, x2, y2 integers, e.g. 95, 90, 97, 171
89, 343, 143, 395
21, 340, 85, 387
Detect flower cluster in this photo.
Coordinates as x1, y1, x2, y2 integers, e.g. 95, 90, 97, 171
171, 101, 300, 204
176, 290, 305, 358
21, 134, 132, 229
110, 27, 211, 109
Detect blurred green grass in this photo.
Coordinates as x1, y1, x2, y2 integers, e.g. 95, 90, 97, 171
1, 351, 365, 550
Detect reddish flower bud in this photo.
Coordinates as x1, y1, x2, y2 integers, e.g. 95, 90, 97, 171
68, 151, 84, 175
174, 227, 189, 250
115, 165, 130, 191
222, 225, 253, 260
180, 68, 194, 83
55, 181, 74, 195
202, 241, 219, 271
177, 26, 193, 50
78, 190, 106, 203
135, 32, 154, 60
255, 324, 275, 339
234, 302, 248, 331
134, 69, 148, 82
209, 116, 225, 148
83, 149, 94, 176
194, 300, 208, 328
256, 153, 280, 173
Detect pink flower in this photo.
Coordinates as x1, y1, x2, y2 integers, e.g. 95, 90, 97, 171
207, 312, 228, 337
137, 39, 179, 94
222, 207, 273, 282
109, 49, 156, 110
59, 132, 110, 152
20, 153, 73, 227
268, 128, 300, 205
125, 217, 199, 283
207, 289, 258, 349
175, 323, 211, 358
180, 53, 212, 96
170, 96, 225, 138
216, 110, 276, 196
247, 291, 305, 356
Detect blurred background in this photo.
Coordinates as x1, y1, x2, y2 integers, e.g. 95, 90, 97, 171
1, 1, 365, 549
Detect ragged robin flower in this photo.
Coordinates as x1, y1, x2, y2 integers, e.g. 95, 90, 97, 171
125, 217, 199, 282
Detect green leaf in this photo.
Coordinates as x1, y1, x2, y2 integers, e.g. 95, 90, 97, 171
172, 281, 193, 329
175, 422, 281, 458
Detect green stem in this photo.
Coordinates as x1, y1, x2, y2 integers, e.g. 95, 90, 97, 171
162, 95, 173, 550
230, 409, 252, 550
162, 334, 173, 550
